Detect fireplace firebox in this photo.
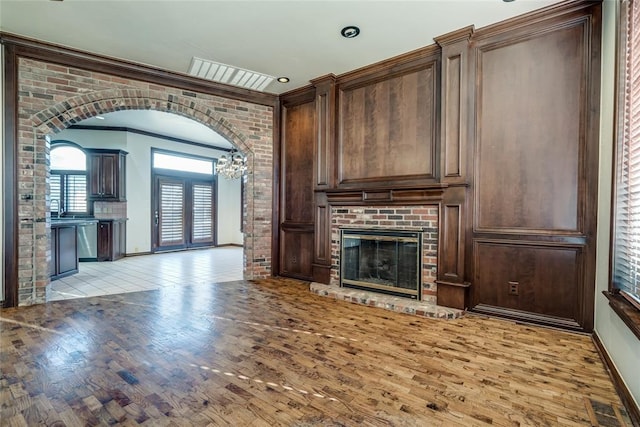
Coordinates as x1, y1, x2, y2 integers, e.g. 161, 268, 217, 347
340, 229, 422, 299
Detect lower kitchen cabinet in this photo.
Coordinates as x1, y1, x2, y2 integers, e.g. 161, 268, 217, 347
51, 225, 79, 280
97, 219, 127, 261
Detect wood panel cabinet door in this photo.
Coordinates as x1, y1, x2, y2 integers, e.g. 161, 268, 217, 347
112, 221, 126, 261
97, 221, 112, 261
88, 150, 126, 201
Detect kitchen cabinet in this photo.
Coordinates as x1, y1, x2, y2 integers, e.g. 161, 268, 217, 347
88, 149, 127, 201
50, 224, 79, 280
98, 219, 127, 261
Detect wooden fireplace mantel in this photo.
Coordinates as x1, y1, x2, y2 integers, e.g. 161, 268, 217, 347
324, 184, 448, 206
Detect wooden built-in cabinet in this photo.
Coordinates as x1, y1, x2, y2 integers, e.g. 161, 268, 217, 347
88, 149, 127, 201
50, 225, 78, 280
97, 219, 127, 261
276, 1, 602, 332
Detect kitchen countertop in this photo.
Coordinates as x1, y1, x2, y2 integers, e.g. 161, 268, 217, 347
51, 217, 99, 227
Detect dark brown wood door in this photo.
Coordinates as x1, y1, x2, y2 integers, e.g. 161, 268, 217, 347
97, 221, 112, 261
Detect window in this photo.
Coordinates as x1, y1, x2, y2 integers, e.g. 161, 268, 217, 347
611, 0, 640, 336
50, 144, 88, 216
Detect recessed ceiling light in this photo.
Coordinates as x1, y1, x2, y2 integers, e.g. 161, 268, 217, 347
341, 26, 360, 39
277, 77, 290, 83
503, 0, 515, 2
95, 116, 105, 120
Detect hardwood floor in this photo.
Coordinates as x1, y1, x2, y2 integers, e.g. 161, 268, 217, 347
0, 278, 633, 426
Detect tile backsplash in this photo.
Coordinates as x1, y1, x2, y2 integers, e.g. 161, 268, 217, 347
93, 201, 127, 219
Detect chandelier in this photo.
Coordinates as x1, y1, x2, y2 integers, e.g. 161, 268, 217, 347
216, 151, 246, 180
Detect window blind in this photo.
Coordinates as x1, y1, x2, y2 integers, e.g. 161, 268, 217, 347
613, 0, 640, 306
65, 174, 87, 213
160, 181, 185, 245
50, 175, 61, 213
192, 184, 213, 243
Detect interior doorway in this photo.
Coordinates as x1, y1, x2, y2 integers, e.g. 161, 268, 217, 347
45, 109, 245, 301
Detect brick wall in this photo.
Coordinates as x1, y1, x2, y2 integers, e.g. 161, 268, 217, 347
15, 57, 274, 305
330, 206, 439, 303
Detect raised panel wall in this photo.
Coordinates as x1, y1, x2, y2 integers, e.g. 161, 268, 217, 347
337, 61, 438, 185
470, 5, 601, 331
475, 25, 585, 234
474, 241, 582, 329
279, 91, 316, 280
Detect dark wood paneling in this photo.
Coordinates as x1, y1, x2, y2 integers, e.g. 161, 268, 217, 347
313, 192, 331, 284
469, 2, 601, 332
280, 230, 314, 280
474, 24, 586, 234
279, 89, 316, 279
337, 59, 439, 186
282, 101, 315, 223
473, 240, 583, 328
325, 185, 446, 206
435, 26, 473, 184
311, 75, 336, 189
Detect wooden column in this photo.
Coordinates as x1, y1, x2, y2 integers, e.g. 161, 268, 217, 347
310, 75, 336, 283
435, 26, 474, 310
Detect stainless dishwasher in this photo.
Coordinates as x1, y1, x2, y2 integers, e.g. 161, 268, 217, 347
77, 221, 98, 260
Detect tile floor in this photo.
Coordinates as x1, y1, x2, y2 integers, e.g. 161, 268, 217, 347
47, 246, 243, 301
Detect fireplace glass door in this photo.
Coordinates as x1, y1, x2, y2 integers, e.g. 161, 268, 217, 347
340, 229, 422, 299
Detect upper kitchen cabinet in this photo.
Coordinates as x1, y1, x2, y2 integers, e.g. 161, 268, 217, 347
87, 149, 128, 201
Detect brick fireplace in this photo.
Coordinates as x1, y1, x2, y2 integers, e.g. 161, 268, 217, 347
330, 206, 438, 304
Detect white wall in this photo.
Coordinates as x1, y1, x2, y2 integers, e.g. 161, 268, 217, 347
595, 0, 640, 410
53, 127, 243, 253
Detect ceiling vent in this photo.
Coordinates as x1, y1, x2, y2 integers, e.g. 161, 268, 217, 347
188, 57, 275, 92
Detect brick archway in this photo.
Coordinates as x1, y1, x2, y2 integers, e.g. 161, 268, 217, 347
17, 87, 273, 305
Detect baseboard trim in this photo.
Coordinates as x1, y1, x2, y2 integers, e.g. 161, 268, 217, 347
124, 251, 152, 257
592, 332, 640, 426
217, 243, 243, 248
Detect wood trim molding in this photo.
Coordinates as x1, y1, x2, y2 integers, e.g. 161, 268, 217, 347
2, 43, 18, 308
280, 222, 315, 233
67, 125, 234, 153
271, 98, 282, 279
434, 25, 475, 46
336, 43, 441, 90
0, 32, 278, 108
603, 291, 640, 341
592, 332, 640, 426
472, 0, 602, 41
325, 185, 447, 206
470, 303, 584, 331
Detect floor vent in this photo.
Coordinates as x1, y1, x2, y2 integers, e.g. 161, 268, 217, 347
188, 57, 274, 92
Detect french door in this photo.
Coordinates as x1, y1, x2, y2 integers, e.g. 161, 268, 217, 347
153, 175, 216, 251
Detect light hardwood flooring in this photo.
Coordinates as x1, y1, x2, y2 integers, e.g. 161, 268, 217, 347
0, 278, 633, 426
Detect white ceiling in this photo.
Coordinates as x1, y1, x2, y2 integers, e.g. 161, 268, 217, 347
1, 0, 563, 95
2, 0, 563, 146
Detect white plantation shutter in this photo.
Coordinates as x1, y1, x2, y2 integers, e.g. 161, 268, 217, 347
65, 174, 87, 213
192, 184, 213, 243
50, 175, 61, 214
613, 0, 640, 305
159, 181, 185, 246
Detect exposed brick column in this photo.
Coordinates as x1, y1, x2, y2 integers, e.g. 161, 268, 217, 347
15, 58, 274, 305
